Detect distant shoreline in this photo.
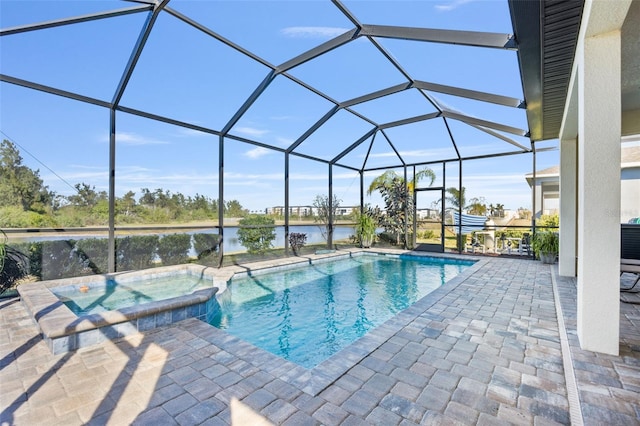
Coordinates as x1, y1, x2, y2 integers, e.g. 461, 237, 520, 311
3, 220, 357, 240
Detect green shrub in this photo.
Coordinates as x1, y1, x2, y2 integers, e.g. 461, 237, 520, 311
1, 230, 30, 294
76, 238, 109, 274
193, 233, 221, 266
1, 245, 30, 294
537, 214, 559, 230
420, 229, 435, 240
40, 240, 86, 280
289, 232, 307, 254
157, 234, 192, 265
116, 235, 159, 271
9, 241, 41, 281
532, 231, 559, 255
193, 233, 220, 257
355, 212, 377, 248
504, 229, 525, 239
237, 215, 276, 254
0, 206, 54, 228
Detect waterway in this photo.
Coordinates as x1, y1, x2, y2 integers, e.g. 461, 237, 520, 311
8, 225, 357, 254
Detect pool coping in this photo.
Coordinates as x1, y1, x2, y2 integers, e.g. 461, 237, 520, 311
230, 249, 487, 395
170, 248, 487, 396
17, 249, 365, 354
18, 248, 484, 366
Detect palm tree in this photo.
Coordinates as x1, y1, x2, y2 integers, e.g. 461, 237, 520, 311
366, 167, 435, 247
466, 197, 487, 216
445, 187, 466, 210
366, 167, 435, 195
467, 200, 487, 216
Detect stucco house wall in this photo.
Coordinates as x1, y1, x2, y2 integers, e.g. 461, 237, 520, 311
527, 145, 640, 222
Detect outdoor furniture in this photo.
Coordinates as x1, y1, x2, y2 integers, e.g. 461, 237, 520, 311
465, 233, 485, 254
519, 233, 532, 256
452, 212, 489, 253
620, 224, 640, 293
620, 259, 640, 292
498, 235, 521, 254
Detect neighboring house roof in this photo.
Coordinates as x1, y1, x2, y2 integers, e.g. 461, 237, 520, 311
525, 146, 640, 186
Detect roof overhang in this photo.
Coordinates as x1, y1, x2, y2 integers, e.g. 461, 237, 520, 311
509, 0, 584, 142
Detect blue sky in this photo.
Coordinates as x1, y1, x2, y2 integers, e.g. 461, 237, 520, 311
0, 0, 559, 212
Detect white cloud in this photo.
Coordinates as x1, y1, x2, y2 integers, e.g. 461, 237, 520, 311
222, 171, 357, 182
225, 171, 282, 181
234, 126, 270, 137
281, 26, 350, 39
115, 131, 170, 146
366, 147, 457, 161
434, 0, 475, 12
244, 147, 271, 159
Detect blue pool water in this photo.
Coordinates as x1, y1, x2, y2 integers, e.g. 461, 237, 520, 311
55, 274, 210, 315
210, 254, 474, 369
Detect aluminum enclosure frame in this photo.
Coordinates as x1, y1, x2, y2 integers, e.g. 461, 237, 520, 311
0, 0, 577, 269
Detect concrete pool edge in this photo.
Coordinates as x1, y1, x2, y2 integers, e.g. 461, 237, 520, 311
188, 249, 486, 396
18, 248, 482, 359
18, 264, 222, 354
17, 249, 364, 355
302, 251, 487, 395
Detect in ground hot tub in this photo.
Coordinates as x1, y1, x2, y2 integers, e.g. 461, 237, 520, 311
18, 264, 223, 354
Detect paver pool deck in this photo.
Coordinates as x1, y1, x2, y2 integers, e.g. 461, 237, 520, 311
1, 254, 639, 425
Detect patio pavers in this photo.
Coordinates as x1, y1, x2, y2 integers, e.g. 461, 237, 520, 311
1, 257, 639, 425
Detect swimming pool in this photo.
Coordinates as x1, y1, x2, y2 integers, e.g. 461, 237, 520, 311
210, 253, 475, 368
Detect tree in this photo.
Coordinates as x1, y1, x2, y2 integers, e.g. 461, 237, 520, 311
67, 183, 106, 208
0, 139, 52, 211
118, 191, 137, 217
537, 213, 559, 230
369, 176, 413, 246
366, 168, 435, 196
139, 188, 156, 208
367, 168, 435, 247
225, 200, 246, 217
444, 187, 466, 211
466, 197, 487, 216
237, 214, 276, 254
518, 207, 532, 220
312, 194, 341, 242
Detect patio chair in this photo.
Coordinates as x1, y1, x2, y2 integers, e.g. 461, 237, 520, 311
519, 233, 531, 256
465, 233, 485, 254
620, 224, 640, 292
620, 259, 640, 292
452, 212, 487, 253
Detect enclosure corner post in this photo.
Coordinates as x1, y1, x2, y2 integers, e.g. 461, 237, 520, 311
458, 159, 463, 253
218, 135, 225, 266
328, 164, 334, 249
284, 153, 290, 256
531, 141, 536, 259
108, 108, 116, 273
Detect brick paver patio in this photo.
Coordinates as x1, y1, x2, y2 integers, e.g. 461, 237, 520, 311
1, 256, 639, 425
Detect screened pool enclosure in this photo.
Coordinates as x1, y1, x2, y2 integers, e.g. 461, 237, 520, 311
1, 0, 579, 279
